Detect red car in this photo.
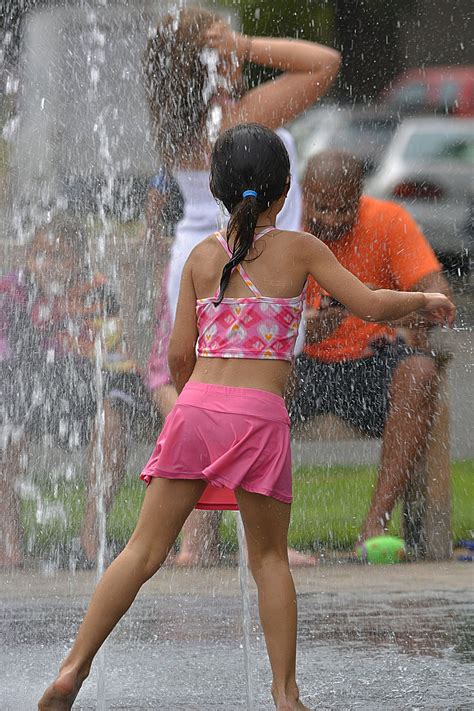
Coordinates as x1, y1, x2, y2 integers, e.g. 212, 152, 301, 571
381, 66, 474, 117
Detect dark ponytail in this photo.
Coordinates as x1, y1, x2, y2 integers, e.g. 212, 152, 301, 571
215, 194, 259, 304
210, 123, 290, 305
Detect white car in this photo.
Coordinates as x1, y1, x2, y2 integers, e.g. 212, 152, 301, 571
366, 118, 474, 273
288, 104, 399, 179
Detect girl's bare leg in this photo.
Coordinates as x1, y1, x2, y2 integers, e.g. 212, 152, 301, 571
236, 489, 310, 711
38, 477, 207, 710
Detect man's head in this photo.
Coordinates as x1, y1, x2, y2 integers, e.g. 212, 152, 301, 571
302, 151, 364, 242
26, 214, 88, 295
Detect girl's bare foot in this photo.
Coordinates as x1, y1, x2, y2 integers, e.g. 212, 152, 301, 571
272, 686, 311, 710
274, 695, 311, 710
38, 665, 87, 710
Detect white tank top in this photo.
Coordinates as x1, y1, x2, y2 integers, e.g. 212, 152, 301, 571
166, 128, 302, 320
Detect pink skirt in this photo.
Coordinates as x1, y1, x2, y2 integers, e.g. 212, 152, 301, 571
140, 381, 292, 509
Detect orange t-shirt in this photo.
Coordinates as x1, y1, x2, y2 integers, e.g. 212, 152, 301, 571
304, 196, 441, 362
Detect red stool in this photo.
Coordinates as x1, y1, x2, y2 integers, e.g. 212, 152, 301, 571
195, 484, 238, 511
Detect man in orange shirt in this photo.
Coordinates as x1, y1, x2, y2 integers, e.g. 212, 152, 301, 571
290, 151, 453, 545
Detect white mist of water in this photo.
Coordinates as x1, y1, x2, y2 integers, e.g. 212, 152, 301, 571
93, 333, 107, 711
237, 513, 256, 710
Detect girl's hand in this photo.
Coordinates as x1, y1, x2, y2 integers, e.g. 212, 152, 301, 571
205, 22, 247, 62
417, 292, 456, 327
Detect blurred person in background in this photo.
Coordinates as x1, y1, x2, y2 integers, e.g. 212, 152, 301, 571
0, 214, 156, 567
290, 151, 454, 551
142, 6, 341, 566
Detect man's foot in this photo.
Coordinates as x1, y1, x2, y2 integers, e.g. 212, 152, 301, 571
38, 665, 87, 710
287, 547, 317, 567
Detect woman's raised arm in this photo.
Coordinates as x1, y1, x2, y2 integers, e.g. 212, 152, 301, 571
207, 23, 341, 130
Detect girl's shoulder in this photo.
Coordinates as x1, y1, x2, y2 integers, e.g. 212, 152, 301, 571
275, 228, 321, 249
281, 230, 327, 268
187, 232, 224, 264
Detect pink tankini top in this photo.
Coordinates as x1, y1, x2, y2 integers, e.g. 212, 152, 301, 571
196, 227, 305, 362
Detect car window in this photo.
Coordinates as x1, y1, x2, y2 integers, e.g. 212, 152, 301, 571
289, 111, 340, 157
439, 80, 459, 110
331, 118, 398, 150
403, 131, 474, 164
389, 82, 427, 108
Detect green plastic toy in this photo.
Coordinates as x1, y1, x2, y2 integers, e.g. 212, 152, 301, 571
357, 535, 406, 564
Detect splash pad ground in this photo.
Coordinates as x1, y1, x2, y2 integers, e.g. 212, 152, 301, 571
1, 561, 473, 709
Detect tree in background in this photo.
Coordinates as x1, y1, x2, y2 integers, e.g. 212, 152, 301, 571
216, 0, 414, 102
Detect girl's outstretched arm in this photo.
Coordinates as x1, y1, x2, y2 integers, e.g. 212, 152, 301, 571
168, 260, 198, 394
207, 24, 341, 130
299, 233, 455, 326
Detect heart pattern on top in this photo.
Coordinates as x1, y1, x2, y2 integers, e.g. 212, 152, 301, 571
196, 292, 304, 360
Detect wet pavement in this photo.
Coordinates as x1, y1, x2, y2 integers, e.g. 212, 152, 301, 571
1, 562, 473, 710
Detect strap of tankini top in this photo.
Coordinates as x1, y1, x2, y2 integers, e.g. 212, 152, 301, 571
214, 227, 276, 298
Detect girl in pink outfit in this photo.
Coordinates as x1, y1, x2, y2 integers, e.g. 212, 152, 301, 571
39, 124, 454, 711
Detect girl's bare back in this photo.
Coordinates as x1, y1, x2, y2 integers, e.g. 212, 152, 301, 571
190, 228, 306, 395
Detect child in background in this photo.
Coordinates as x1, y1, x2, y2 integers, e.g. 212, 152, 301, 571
39, 125, 454, 710
0, 214, 155, 567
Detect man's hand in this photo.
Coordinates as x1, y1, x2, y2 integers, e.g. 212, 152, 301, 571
304, 299, 348, 344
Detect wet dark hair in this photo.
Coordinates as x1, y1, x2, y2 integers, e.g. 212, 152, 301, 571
143, 7, 219, 165
210, 123, 290, 304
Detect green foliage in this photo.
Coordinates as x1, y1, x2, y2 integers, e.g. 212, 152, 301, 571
214, 0, 335, 88
217, 0, 334, 43
20, 460, 474, 557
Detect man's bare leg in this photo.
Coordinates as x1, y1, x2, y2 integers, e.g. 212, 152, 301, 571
361, 355, 438, 540
80, 400, 129, 563
0, 433, 25, 567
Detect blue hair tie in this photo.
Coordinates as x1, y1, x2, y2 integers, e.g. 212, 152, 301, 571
242, 189, 257, 198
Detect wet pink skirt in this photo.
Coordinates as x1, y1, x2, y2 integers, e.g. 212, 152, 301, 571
140, 381, 292, 509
